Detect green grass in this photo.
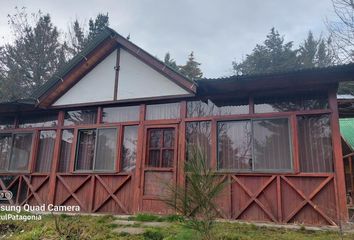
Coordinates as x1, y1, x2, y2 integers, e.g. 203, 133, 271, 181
0, 212, 353, 239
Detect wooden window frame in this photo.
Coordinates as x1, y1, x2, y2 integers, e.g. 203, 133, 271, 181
0, 131, 35, 173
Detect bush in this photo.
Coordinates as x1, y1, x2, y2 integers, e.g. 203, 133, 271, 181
143, 229, 164, 240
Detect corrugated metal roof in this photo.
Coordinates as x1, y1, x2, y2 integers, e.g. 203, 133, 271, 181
340, 118, 354, 150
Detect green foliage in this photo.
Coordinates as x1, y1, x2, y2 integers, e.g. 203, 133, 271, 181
233, 28, 298, 75
134, 213, 162, 222
0, 8, 67, 101
179, 51, 203, 80
163, 145, 229, 240
232, 28, 335, 76
143, 229, 164, 240
164, 52, 179, 71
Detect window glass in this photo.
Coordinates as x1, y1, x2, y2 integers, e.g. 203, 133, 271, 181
76, 129, 96, 171
94, 128, 117, 171
217, 121, 252, 171
102, 106, 140, 123
64, 109, 97, 126
9, 133, 33, 171
186, 121, 211, 166
187, 99, 249, 118
146, 103, 180, 120
298, 115, 333, 172
0, 134, 12, 170
19, 114, 58, 128
146, 128, 175, 168
253, 118, 292, 171
75, 128, 117, 171
122, 126, 138, 171
58, 129, 73, 172
35, 130, 56, 172
254, 93, 328, 113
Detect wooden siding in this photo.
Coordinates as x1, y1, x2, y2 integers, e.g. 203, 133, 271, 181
0, 90, 348, 226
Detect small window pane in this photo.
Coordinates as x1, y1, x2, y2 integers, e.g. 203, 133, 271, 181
186, 122, 211, 166
94, 128, 117, 171
254, 93, 328, 113
148, 150, 160, 167
19, 114, 58, 128
298, 115, 333, 172
187, 99, 249, 118
9, 133, 33, 171
253, 118, 292, 171
146, 103, 180, 120
149, 130, 162, 148
217, 121, 252, 171
0, 116, 14, 130
59, 129, 73, 172
102, 106, 140, 123
162, 150, 173, 167
64, 109, 97, 126
163, 130, 174, 148
35, 130, 56, 172
122, 126, 138, 172
75, 130, 96, 171
0, 134, 12, 170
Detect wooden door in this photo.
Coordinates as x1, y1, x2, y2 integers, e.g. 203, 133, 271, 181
141, 125, 178, 213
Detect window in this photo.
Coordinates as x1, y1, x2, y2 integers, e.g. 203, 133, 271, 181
297, 115, 333, 172
19, 114, 58, 128
121, 126, 138, 171
146, 103, 180, 120
186, 122, 211, 166
58, 129, 73, 172
254, 93, 328, 113
8, 133, 33, 171
75, 128, 117, 171
146, 128, 175, 168
64, 109, 97, 126
35, 130, 56, 172
0, 134, 12, 170
0, 116, 14, 130
253, 118, 292, 171
217, 118, 292, 172
187, 99, 249, 118
218, 121, 252, 170
102, 106, 140, 123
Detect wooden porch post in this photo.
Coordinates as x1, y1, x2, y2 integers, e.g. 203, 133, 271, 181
329, 89, 349, 222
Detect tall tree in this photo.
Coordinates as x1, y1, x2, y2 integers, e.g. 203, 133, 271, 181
0, 9, 67, 101
179, 51, 203, 80
232, 28, 298, 75
298, 31, 334, 68
67, 13, 109, 56
327, 0, 354, 62
164, 52, 179, 71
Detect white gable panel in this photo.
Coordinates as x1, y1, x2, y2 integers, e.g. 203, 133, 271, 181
53, 50, 117, 106
117, 49, 189, 100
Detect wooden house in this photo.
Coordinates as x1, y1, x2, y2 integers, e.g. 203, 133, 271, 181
1, 28, 354, 226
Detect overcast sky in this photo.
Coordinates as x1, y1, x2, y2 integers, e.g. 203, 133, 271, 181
0, 0, 337, 78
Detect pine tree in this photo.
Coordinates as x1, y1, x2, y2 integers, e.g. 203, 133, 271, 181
298, 31, 318, 68
0, 9, 67, 101
67, 13, 109, 56
164, 52, 179, 71
179, 52, 203, 80
232, 28, 298, 75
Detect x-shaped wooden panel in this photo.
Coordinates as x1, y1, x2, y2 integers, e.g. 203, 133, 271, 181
0, 176, 19, 205
232, 175, 277, 222
57, 175, 91, 211
281, 176, 336, 225
93, 175, 131, 214
21, 175, 50, 205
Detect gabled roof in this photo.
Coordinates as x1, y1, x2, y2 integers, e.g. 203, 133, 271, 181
32, 27, 196, 108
